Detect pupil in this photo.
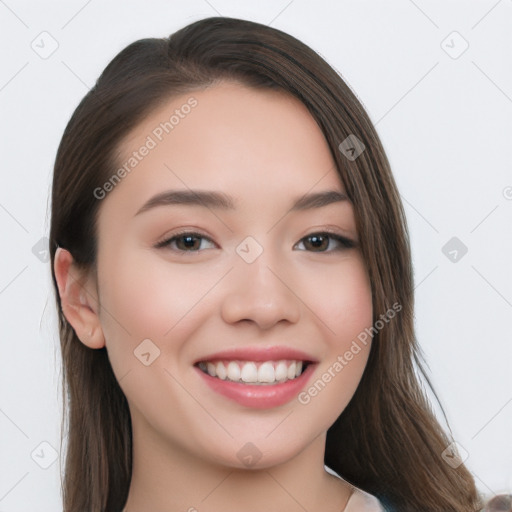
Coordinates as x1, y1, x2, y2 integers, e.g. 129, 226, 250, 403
182, 236, 198, 249
309, 235, 327, 250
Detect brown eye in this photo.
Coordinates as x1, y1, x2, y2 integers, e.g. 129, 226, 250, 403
175, 234, 202, 251
155, 232, 216, 252
295, 232, 356, 252
304, 234, 329, 251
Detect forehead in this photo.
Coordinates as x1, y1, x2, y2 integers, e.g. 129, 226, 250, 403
108, 81, 346, 215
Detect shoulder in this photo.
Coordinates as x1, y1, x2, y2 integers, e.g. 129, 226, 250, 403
345, 486, 385, 511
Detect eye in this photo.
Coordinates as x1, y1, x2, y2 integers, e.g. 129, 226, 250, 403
154, 231, 216, 253
294, 231, 357, 252
154, 230, 357, 254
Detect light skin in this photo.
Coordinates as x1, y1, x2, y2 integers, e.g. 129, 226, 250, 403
54, 81, 374, 512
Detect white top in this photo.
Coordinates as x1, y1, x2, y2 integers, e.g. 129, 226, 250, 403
325, 465, 385, 511
344, 486, 385, 511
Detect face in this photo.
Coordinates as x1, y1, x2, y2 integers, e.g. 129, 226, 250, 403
81, 81, 373, 468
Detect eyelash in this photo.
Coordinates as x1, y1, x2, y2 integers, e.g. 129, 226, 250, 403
154, 229, 357, 254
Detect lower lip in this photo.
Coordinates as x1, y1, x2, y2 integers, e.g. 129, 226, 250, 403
194, 363, 316, 409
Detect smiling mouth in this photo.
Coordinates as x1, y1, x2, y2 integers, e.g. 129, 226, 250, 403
195, 359, 312, 385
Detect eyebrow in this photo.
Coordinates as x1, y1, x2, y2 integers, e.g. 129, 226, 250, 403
134, 189, 349, 216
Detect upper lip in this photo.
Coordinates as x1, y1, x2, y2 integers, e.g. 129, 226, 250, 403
194, 346, 319, 365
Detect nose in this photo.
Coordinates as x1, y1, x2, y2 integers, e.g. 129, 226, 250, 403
220, 250, 301, 330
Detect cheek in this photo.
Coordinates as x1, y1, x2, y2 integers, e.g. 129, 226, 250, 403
96, 247, 221, 377
295, 256, 373, 426
99, 248, 213, 336
305, 255, 373, 343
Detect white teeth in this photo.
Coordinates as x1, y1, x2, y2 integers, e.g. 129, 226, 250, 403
227, 361, 241, 381
258, 362, 275, 383
275, 361, 288, 381
287, 362, 297, 380
216, 362, 227, 380
240, 362, 258, 383
197, 359, 307, 384
207, 362, 216, 377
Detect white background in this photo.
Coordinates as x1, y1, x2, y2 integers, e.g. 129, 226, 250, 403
1, 1, 511, 510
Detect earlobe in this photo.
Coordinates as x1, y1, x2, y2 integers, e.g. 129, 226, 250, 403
54, 247, 105, 349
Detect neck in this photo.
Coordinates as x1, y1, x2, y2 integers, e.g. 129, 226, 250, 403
122, 416, 353, 512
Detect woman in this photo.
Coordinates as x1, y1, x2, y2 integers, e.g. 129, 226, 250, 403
50, 16, 487, 511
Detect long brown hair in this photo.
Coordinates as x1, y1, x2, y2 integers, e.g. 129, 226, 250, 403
50, 16, 486, 511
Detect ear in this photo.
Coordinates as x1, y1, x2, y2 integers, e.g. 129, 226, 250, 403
54, 247, 105, 349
